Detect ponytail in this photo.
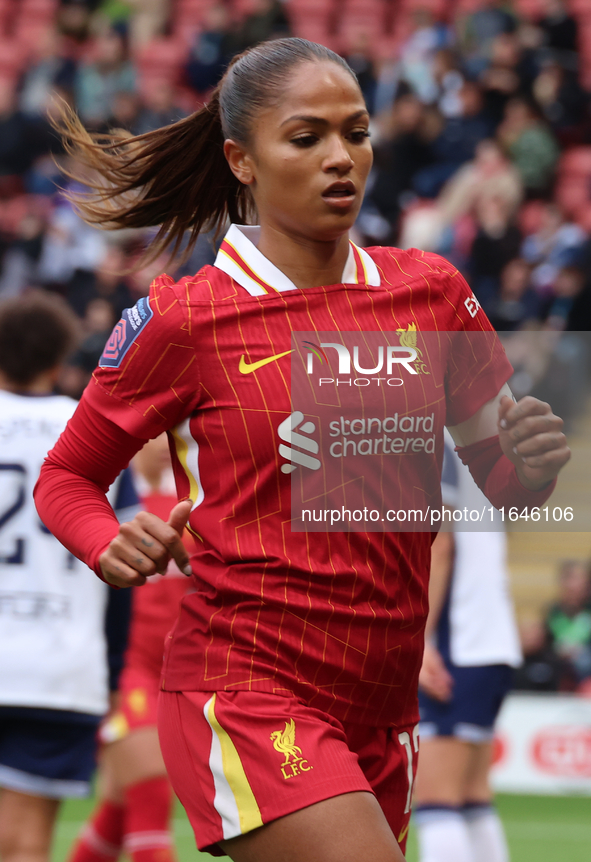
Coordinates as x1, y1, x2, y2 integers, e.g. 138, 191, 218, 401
55, 38, 357, 264
55, 87, 251, 263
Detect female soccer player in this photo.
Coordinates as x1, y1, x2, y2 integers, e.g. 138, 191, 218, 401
35, 38, 570, 862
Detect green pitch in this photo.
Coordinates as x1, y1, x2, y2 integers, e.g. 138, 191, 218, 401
52, 793, 591, 861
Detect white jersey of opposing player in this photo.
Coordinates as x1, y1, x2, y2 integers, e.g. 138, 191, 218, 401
0, 390, 109, 715
441, 429, 522, 668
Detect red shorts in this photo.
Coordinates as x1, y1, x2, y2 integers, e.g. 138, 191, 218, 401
158, 690, 418, 856
99, 665, 159, 744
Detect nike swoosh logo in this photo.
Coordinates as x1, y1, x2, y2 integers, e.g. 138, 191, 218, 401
239, 349, 294, 374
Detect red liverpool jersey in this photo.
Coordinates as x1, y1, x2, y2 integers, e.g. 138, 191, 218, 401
86, 225, 512, 727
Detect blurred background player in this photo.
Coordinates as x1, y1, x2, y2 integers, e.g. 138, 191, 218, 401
413, 430, 522, 862
0, 292, 137, 862
69, 434, 191, 862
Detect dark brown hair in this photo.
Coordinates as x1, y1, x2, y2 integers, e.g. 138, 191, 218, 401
56, 38, 357, 263
0, 290, 78, 386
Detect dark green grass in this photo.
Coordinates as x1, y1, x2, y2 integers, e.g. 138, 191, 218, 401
53, 793, 591, 861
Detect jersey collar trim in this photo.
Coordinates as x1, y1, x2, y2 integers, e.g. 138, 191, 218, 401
214, 224, 380, 296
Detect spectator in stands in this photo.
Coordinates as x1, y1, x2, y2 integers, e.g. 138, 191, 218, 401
108, 91, 141, 133
367, 93, 433, 229
487, 258, 540, 330
544, 560, 591, 691
544, 265, 586, 329
438, 137, 523, 227
343, 32, 378, 117
37, 172, 108, 288
186, 3, 234, 96
538, 0, 579, 73
468, 194, 523, 311
402, 137, 522, 255
230, 0, 290, 55
479, 33, 531, 128
65, 243, 133, 319
75, 30, 136, 128
126, 0, 171, 50
0, 203, 48, 300
564, 238, 591, 331
61, 296, 116, 399
459, 0, 517, 79
398, 8, 453, 105
497, 96, 560, 194
0, 78, 54, 197
521, 201, 586, 295
19, 29, 77, 118
532, 61, 588, 140
432, 49, 465, 119
513, 618, 562, 691
413, 81, 494, 198
134, 79, 185, 135
58, 0, 96, 47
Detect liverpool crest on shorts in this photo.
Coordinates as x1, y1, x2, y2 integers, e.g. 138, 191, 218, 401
270, 719, 313, 779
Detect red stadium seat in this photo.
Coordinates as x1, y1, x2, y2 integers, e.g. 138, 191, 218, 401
567, 0, 591, 17
0, 39, 28, 77
17, 0, 57, 23
453, 0, 485, 12
287, 0, 334, 11
135, 37, 189, 76
399, 0, 448, 17
514, 0, 546, 18
573, 202, 591, 233
341, 0, 385, 13
175, 0, 218, 18
555, 176, 591, 217
518, 199, 546, 236
558, 147, 591, 177
0, 0, 12, 32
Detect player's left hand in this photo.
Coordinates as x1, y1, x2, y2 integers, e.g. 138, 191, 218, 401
498, 395, 570, 490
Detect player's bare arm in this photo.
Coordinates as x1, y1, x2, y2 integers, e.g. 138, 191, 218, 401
448, 383, 570, 489
99, 499, 193, 588
420, 527, 454, 703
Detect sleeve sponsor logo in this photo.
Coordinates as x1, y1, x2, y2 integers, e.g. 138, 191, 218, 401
464, 293, 481, 318
99, 297, 153, 368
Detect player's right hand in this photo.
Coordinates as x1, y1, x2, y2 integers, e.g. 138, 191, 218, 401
99, 499, 193, 588
418, 641, 453, 702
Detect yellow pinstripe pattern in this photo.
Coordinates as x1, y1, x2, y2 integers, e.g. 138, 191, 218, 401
207, 694, 263, 834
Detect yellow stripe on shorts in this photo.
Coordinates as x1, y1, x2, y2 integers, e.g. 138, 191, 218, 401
205, 694, 263, 837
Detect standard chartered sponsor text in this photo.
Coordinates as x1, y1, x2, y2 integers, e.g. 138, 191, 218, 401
300, 505, 574, 526
329, 412, 435, 457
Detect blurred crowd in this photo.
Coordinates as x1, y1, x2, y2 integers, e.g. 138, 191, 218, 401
0, 0, 591, 399
516, 559, 591, 694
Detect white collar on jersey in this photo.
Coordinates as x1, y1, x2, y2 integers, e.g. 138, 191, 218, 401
213, 224, 381, 296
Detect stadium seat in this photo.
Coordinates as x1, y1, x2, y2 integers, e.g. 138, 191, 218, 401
567, 0, 591, 16
453, 0, 486, 12
555, 176, 591, 216
17, 0, 57, 23
518, 199, 546, 236
558, 147, 591, 178
287, 0, 334, 10
135, 37, 189, 79
399, 0, 448, 17
514, 0, 546, 18
0, 39, 28, 77
573, 201, 591, 232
